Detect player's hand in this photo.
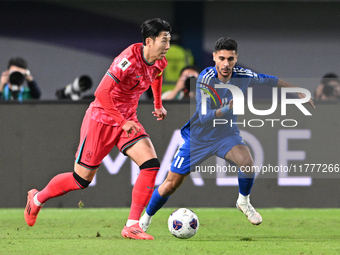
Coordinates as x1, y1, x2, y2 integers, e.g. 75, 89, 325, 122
122, 121, 141, 138
152, 106, 167, 121
229, 99, 234, 110
298, 92, 316, 109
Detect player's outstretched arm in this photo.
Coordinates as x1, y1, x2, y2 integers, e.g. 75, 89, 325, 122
152, 107, 167, 121
277, 78, 315, 109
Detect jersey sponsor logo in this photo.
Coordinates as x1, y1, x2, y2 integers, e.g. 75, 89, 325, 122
118, 58, 131, 71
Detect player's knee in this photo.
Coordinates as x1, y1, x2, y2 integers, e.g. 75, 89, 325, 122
239, 157, 254, 174
73, 172, 91, 188
139, 158, 160, 170
240, 157, 253, 168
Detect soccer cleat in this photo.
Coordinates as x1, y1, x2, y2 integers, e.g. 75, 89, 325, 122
236, 201, 262, 225
24, 189, 42, 226
121, 223, 154, 240
139, 213, 152, 232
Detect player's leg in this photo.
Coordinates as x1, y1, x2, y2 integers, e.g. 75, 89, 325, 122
25, 163, 95, 227
120, 137, 159, 239
140, 140, 196, 232
225, 144, 262, 225
35, 163, 96, 205
139, 170, 189, 232
226, 145, 255, 196
25, 114, 114, 227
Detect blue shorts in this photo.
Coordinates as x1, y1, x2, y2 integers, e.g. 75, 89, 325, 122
170, 134, 246, 175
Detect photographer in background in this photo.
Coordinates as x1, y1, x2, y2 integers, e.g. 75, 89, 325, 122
161, 65, 200, 100
0, 57, 41, 101
314, 73, 340, 101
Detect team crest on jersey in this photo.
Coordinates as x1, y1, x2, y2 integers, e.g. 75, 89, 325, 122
118, 58, 131, 71
85, 151, 93, 162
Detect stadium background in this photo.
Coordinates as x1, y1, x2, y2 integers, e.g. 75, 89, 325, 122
0, 1, 339, 208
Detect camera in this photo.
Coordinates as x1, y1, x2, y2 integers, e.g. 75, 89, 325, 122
322, 83, 336, 97
56, 75, 92, 100
184, 76, 197, 93
9, 71, 25, 99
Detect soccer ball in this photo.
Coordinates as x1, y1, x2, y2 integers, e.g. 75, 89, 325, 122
168, 208, 199, 239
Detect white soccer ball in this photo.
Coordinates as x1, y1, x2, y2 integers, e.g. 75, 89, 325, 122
168, 208, 199, 239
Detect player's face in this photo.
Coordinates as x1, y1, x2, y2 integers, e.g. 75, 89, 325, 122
213, 50, 238, 81
148, 31, 171, 61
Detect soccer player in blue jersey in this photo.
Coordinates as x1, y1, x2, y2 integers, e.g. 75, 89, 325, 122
140, 37, 315, 231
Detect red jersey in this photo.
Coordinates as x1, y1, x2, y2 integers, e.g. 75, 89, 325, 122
87, 43, 167, 127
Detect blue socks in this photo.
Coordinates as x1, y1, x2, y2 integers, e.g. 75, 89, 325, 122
146, 187, 170, 216
238, 170, 255, 196
145, 172, 254, 215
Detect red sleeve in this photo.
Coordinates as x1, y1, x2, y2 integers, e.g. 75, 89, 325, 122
94, 74, 128, 127
151, 74, 163, 109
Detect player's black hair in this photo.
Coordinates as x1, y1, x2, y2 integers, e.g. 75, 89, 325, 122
321, 73, 339, 85
214, 37, 238, 53
141, 18, 172, 45
7, 57, 28, 69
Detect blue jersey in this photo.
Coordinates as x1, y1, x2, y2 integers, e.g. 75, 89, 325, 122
181, 66, 278, 143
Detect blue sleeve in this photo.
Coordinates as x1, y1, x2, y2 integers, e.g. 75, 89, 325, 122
195, 75, 217, 124
252, 72, 279, 87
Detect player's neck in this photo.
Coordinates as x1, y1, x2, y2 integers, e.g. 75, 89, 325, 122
142, 46, 156, 65
218, 75, 231, 84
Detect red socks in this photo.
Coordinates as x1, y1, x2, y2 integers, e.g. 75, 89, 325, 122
35, 159, 159, 223
128, 168, 158, 220
37, 172, 85, 204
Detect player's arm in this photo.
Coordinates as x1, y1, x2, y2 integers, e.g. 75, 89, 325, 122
276, 78, 315, 108
151, 72, 167, 121
95, 74, 128, 127
95, 74, 141, 137
253, 72, 315, 109
196, 78, 219, 124
215, 99, 233, 118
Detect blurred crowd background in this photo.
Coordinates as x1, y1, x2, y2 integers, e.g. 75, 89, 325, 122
0, 0, 339, 101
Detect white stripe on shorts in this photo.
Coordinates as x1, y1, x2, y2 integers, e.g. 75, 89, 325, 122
177, 157, 185, 168
174, 156, 181, 167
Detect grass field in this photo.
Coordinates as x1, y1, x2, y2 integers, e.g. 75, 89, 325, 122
1, 208, 340, 255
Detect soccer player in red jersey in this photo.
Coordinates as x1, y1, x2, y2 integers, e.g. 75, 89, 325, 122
24, 18, 171, 240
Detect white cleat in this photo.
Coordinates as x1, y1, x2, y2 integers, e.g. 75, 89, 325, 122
139, 212, 153, 232
236, 202, 262, 225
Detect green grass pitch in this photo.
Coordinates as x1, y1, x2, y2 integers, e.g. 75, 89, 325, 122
1, 208, 340, 254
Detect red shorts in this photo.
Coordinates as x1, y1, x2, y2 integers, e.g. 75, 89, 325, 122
75, 113, 149, 169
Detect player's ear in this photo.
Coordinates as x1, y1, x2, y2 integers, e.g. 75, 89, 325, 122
212, 51, 216, 62
145, 37, 155, 47
145, 37, 151, 47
